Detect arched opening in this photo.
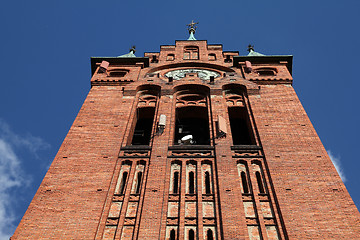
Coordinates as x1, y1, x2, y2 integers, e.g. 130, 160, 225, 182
205, 171, 211, 194
207, 229, 214, 240
228, 107, 254, 145
119, 172, 128, 195
173, 172, 179, 194
189, 172, 195, 194
241, 171, 249, 194
135, 172, 143, 194
130, 87, 160, 146
175, 106, 210, 145
256, 171, 265, 193
131, 107, 156, 145
223, 85, 255, 145
188, 229, 195, 240
170, 229, 176, 240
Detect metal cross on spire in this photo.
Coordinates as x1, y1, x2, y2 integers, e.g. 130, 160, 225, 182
118, 45, 136, 58
187, 20, 198, 32
247, 44, 255, 52
247, 44, 265, 56
187, 20, 198, 40
129, 45, 136, 53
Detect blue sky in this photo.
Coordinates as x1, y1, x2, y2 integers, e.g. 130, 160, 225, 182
1, 0, 359, 238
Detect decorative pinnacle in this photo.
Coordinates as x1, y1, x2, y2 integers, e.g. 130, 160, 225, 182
187, 20, 198, 40
247, 44, 255, 52
187, 20, 198, 34
129, 45, 136, 53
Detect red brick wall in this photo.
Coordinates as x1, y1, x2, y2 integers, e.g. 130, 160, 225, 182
249, 84, 360, 239
13, 40, 360, 240
12, 86, 132, 239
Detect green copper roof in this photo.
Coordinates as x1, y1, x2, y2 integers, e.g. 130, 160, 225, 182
118, 46, 136, 58
187, 31, 196, 40
118, 51, 136, 58
247, 44, 265, 56
247, 49, 265, 56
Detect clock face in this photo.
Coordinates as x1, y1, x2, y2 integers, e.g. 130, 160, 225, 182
164, 69, 220, 80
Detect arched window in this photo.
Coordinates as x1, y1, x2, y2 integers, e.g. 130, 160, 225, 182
241, 172, 249, 194
130, 87, 160, 146
135, 172, 143, 194
131, 162, 145, 194
131, 107, 156, 145
237, 162, 251, 194
119, 172, 128, 195
175, 106, 210, 145
207, 229, 214, 240
173, 172, 179, 194
189, 172, 195, 194
170, 229, 176, 240
256, 171, 265, 193
170, 162, 181, 194
227, 107, 254, 145
174, 85, 210, 145
205, 171, 211, 194
223, 85, 255, 145
188, 229, 195, 240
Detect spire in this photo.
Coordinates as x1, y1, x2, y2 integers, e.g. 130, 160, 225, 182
247, 44, 265, 56
118, 45, 136, 58
187, 20, 198, 40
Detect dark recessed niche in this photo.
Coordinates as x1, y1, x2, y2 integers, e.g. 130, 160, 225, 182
224, 55, 232, 63
167, 54, 175, 61
108, 70, 128, 77
228, 107, 255, 145
131, 107, 156, 146
175, 106, 210, 145
255, 67, 277, 76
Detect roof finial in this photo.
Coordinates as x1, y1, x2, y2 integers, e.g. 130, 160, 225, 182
118, 45, 137, 58
129, 45, 136, 54
246, 44, 265, 56
187, 20, 198, 40
247, 44, 255, 52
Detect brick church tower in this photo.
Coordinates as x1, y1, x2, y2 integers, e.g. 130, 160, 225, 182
13, 23, 360, 239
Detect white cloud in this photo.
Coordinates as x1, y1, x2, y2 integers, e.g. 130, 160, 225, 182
0, 140, 23, 240
0, 119, 50, 240
0, 120, 50, 157
327, 150, 347, 182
